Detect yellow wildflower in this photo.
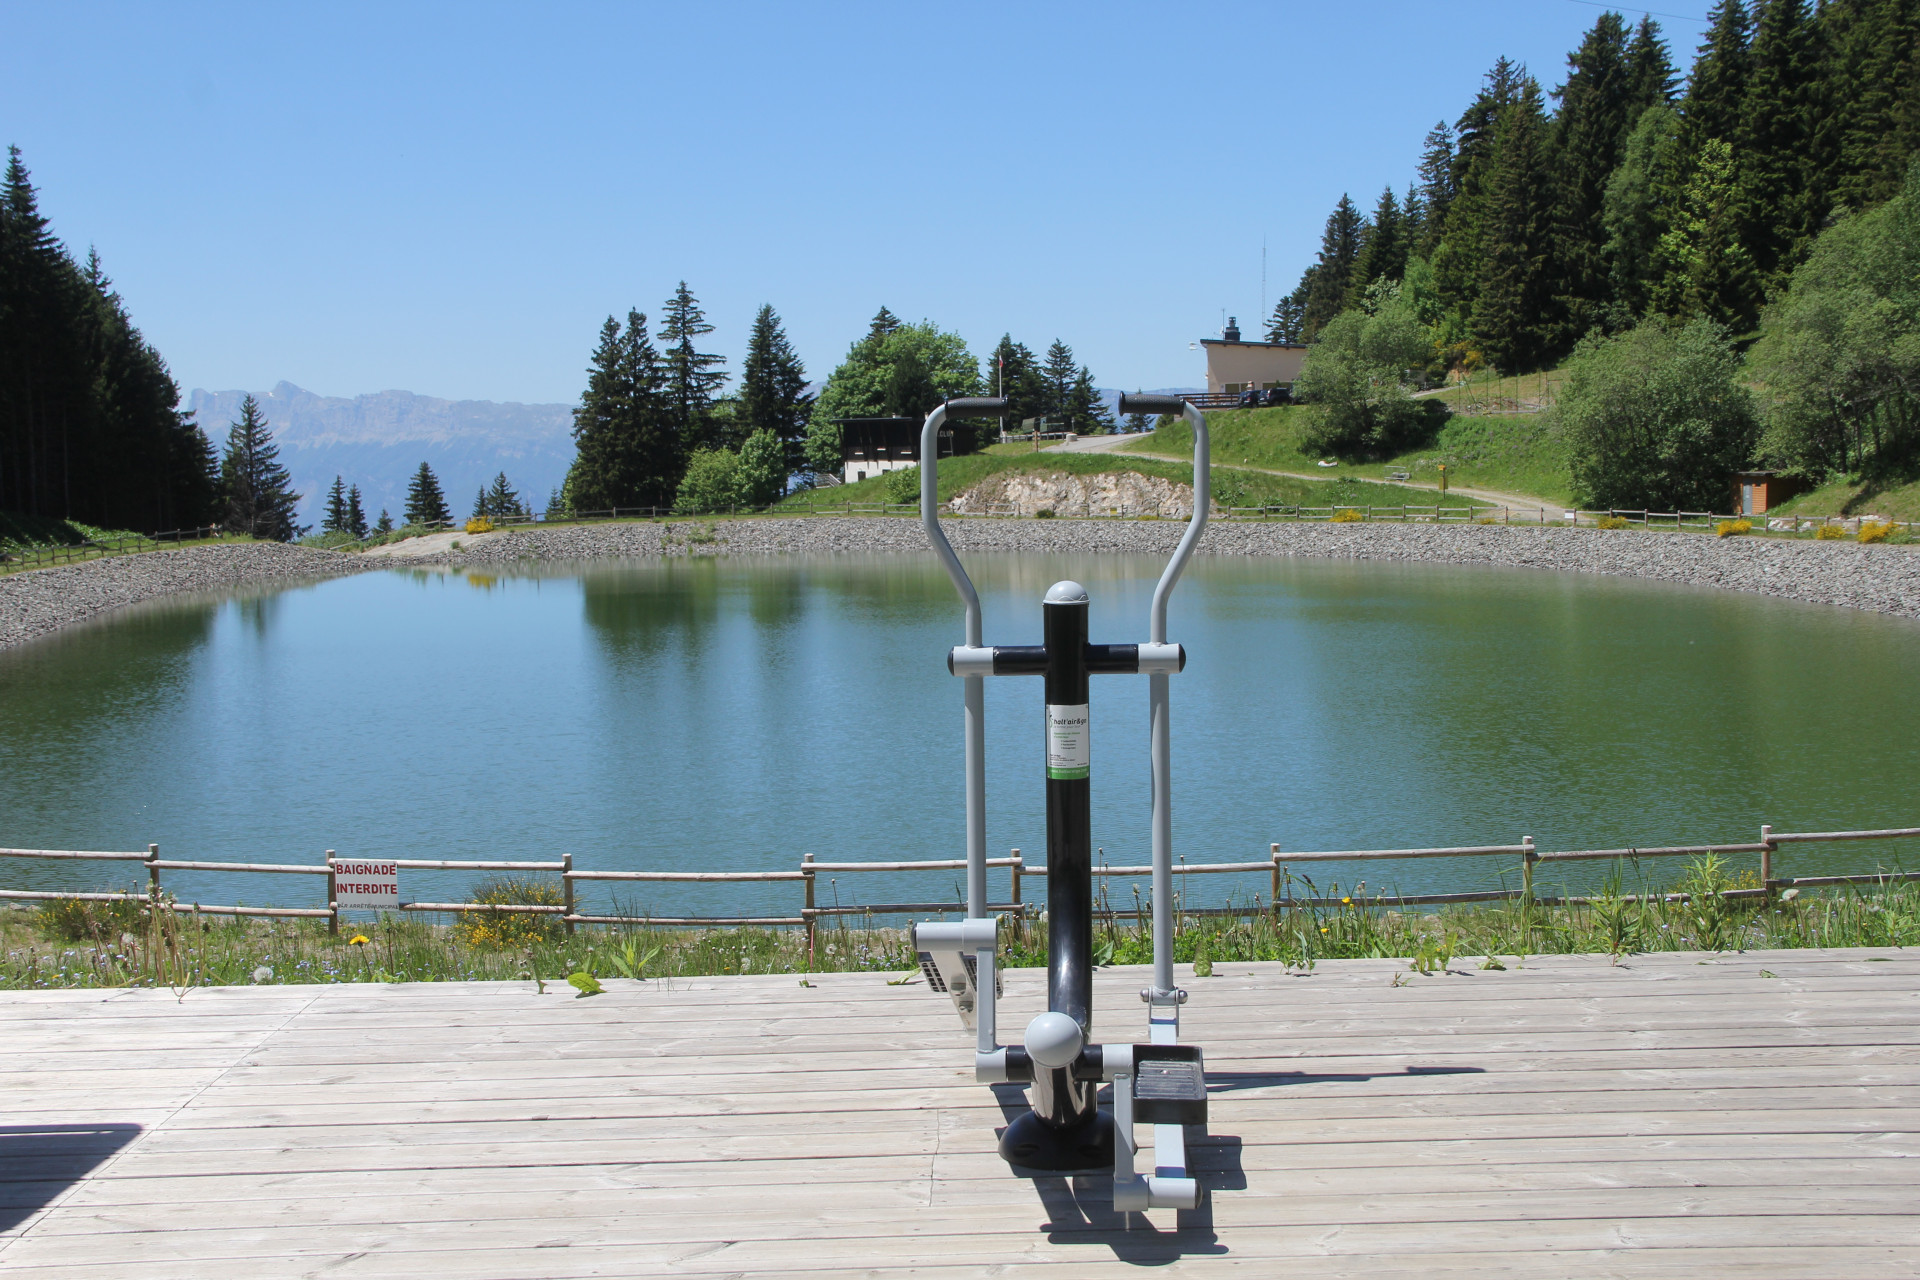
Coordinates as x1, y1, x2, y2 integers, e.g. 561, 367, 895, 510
349, 935, 370, 946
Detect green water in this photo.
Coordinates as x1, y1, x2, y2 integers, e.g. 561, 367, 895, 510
1, 553, 1915, 917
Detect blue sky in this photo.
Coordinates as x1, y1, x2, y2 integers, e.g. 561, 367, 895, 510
6, 1, 1707, 406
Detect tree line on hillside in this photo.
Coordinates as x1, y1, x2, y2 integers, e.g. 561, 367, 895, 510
0, 148, 220, 533
1278, 0, 1920, 369
1276, 1, 1920, 508
565, 295, 1129, 515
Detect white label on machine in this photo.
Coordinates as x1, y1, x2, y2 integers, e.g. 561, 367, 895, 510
334, 860, 399, 909
1046, 704, 1090, 780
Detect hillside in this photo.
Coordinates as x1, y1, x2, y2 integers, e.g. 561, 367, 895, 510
1123, 404, 1576, 508
779, 449, 1481, 515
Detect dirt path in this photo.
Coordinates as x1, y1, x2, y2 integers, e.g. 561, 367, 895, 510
1122, 448, 1568, 519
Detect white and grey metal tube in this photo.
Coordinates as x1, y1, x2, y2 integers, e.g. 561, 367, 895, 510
1147, 402, 1209, 999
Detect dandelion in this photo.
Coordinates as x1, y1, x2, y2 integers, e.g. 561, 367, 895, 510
349, 935, 370, 946
251, 965, 273, 984
1341, 897, 1352, 906
1320, 927, 1330, 934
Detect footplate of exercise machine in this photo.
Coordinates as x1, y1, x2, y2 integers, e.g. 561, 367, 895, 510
1131, 1044, 1207, 1126
1112, 1043, 1205, 1212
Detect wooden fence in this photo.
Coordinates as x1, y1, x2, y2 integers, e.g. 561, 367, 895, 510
4, 824, 1916, 950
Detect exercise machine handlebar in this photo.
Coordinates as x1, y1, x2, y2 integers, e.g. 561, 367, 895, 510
1116, 392, 1188, 416
940, 396, 1008, 417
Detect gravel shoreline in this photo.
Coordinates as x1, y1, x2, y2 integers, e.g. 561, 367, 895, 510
443, 517, 1920, 620
3, 519, 1915, 651
0, 543, 368, 650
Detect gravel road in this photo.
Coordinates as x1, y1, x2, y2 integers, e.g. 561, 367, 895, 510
4, 518, 1915, 651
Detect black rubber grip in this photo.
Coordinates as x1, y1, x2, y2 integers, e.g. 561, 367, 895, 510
943, 397, 1008, 416
1118, 393, 1188, 416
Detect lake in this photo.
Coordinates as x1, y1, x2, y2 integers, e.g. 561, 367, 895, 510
2, 552, 1916, 918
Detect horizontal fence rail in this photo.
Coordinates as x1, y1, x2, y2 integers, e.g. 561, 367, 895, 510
4, 824, 1918, 950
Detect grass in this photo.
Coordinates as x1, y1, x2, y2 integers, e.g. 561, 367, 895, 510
1765, 473, 1920, 524
1425, 367, 1568, 416
777, 444, 1472, 515
6, 857, 1912, 991
1125, 405, 1575, 507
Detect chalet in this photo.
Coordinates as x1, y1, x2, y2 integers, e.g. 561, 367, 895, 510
1200, 317, 1308, 395
837, 417, 970, 486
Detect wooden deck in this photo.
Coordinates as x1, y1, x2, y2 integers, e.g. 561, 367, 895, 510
1, 948, 1917, 1278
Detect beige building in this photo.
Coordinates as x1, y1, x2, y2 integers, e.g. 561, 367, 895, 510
1201, 317, 1307, 394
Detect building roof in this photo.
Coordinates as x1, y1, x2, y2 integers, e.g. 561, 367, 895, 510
1199, 338, 1307, 351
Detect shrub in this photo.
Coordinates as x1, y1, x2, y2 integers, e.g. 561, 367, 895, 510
1035, 508, 1055, 519
674, 448, 744, 515
1859, 520, 1893, 543
1330, 508, 1364, 523
37, 894, 146, 941
1561, 318, 1759, 511
1293, 285, 1440, 460
464, 517, 494, 535
884, 465, 919, 505
1815, 522, 1848, 540
455, 876, 565, 950
1715, 518, 1752, 537
1597, 515, 1630, 529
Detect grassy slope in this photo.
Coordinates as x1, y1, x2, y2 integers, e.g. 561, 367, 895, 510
778, 445, 1470, 513
1764, 474, 1920, 522
1122, 405, 1576, 506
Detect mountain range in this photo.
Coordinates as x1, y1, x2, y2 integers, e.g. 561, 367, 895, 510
186, 383, 576, 528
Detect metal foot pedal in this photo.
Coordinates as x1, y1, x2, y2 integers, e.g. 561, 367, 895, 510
1133, 1045, 1207, 1126
1110, 1043, 1205, 1212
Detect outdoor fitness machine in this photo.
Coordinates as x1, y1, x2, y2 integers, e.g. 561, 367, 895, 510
910, 393, 1212, 1212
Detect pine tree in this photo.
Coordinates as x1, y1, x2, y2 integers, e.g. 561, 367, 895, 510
740, 304, 811, 483
470, 487, 488, 520
1432, 59, 1524, 326
1683, 1, 1753, 153
1300, 195, 1365, 336
1067, 367, 1114, 434
988, 335, 1048, 428
1415, 122, 1457, 255
1625, 16, 1680, 117
1041, 340, 1078, 425
564, 310, 678, 509
1473, 75, 1558, 371
405, 461, 450, 526
1826, 0, 1920, 206
1552, 12, 1636, 344
0, 147, 216, 530
220, 394, 302, 540
485, 471, 520, 518
1265, 290, 1307, 343
1353, 187, 1407, 287
374, 508, 393, 535
658, 282, 728, 451
346, 485, 367, 537
322, 475, 349, 533
866, 306, 901, 342
1739, 0, 1820, 285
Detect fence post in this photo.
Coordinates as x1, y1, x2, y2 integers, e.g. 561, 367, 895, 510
147, 844, 160, 904
325, 850, 338, 935
802, 852, 816, 965
562, 853, 575, 935
1761, 823, 1775, 895
1521, 836, 1535, 902
1270, 844, 1282, 914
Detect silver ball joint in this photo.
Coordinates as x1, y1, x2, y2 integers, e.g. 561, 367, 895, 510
1023, 1011, 1085, 1070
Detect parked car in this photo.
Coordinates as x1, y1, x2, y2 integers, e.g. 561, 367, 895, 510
1263, 385, 1293, 406
1237, 387, 1263, 408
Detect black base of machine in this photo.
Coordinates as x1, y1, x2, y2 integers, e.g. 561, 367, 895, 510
998, 1107, 1114, 1173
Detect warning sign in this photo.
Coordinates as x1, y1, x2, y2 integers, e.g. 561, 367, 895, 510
333, 860, 399, 910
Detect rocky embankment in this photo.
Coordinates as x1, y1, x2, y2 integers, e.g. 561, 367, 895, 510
0, 543, 367, 650
4, 518, 1916, 651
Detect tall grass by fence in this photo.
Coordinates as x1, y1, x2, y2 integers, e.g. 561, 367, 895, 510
4, 824, 1914, 954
